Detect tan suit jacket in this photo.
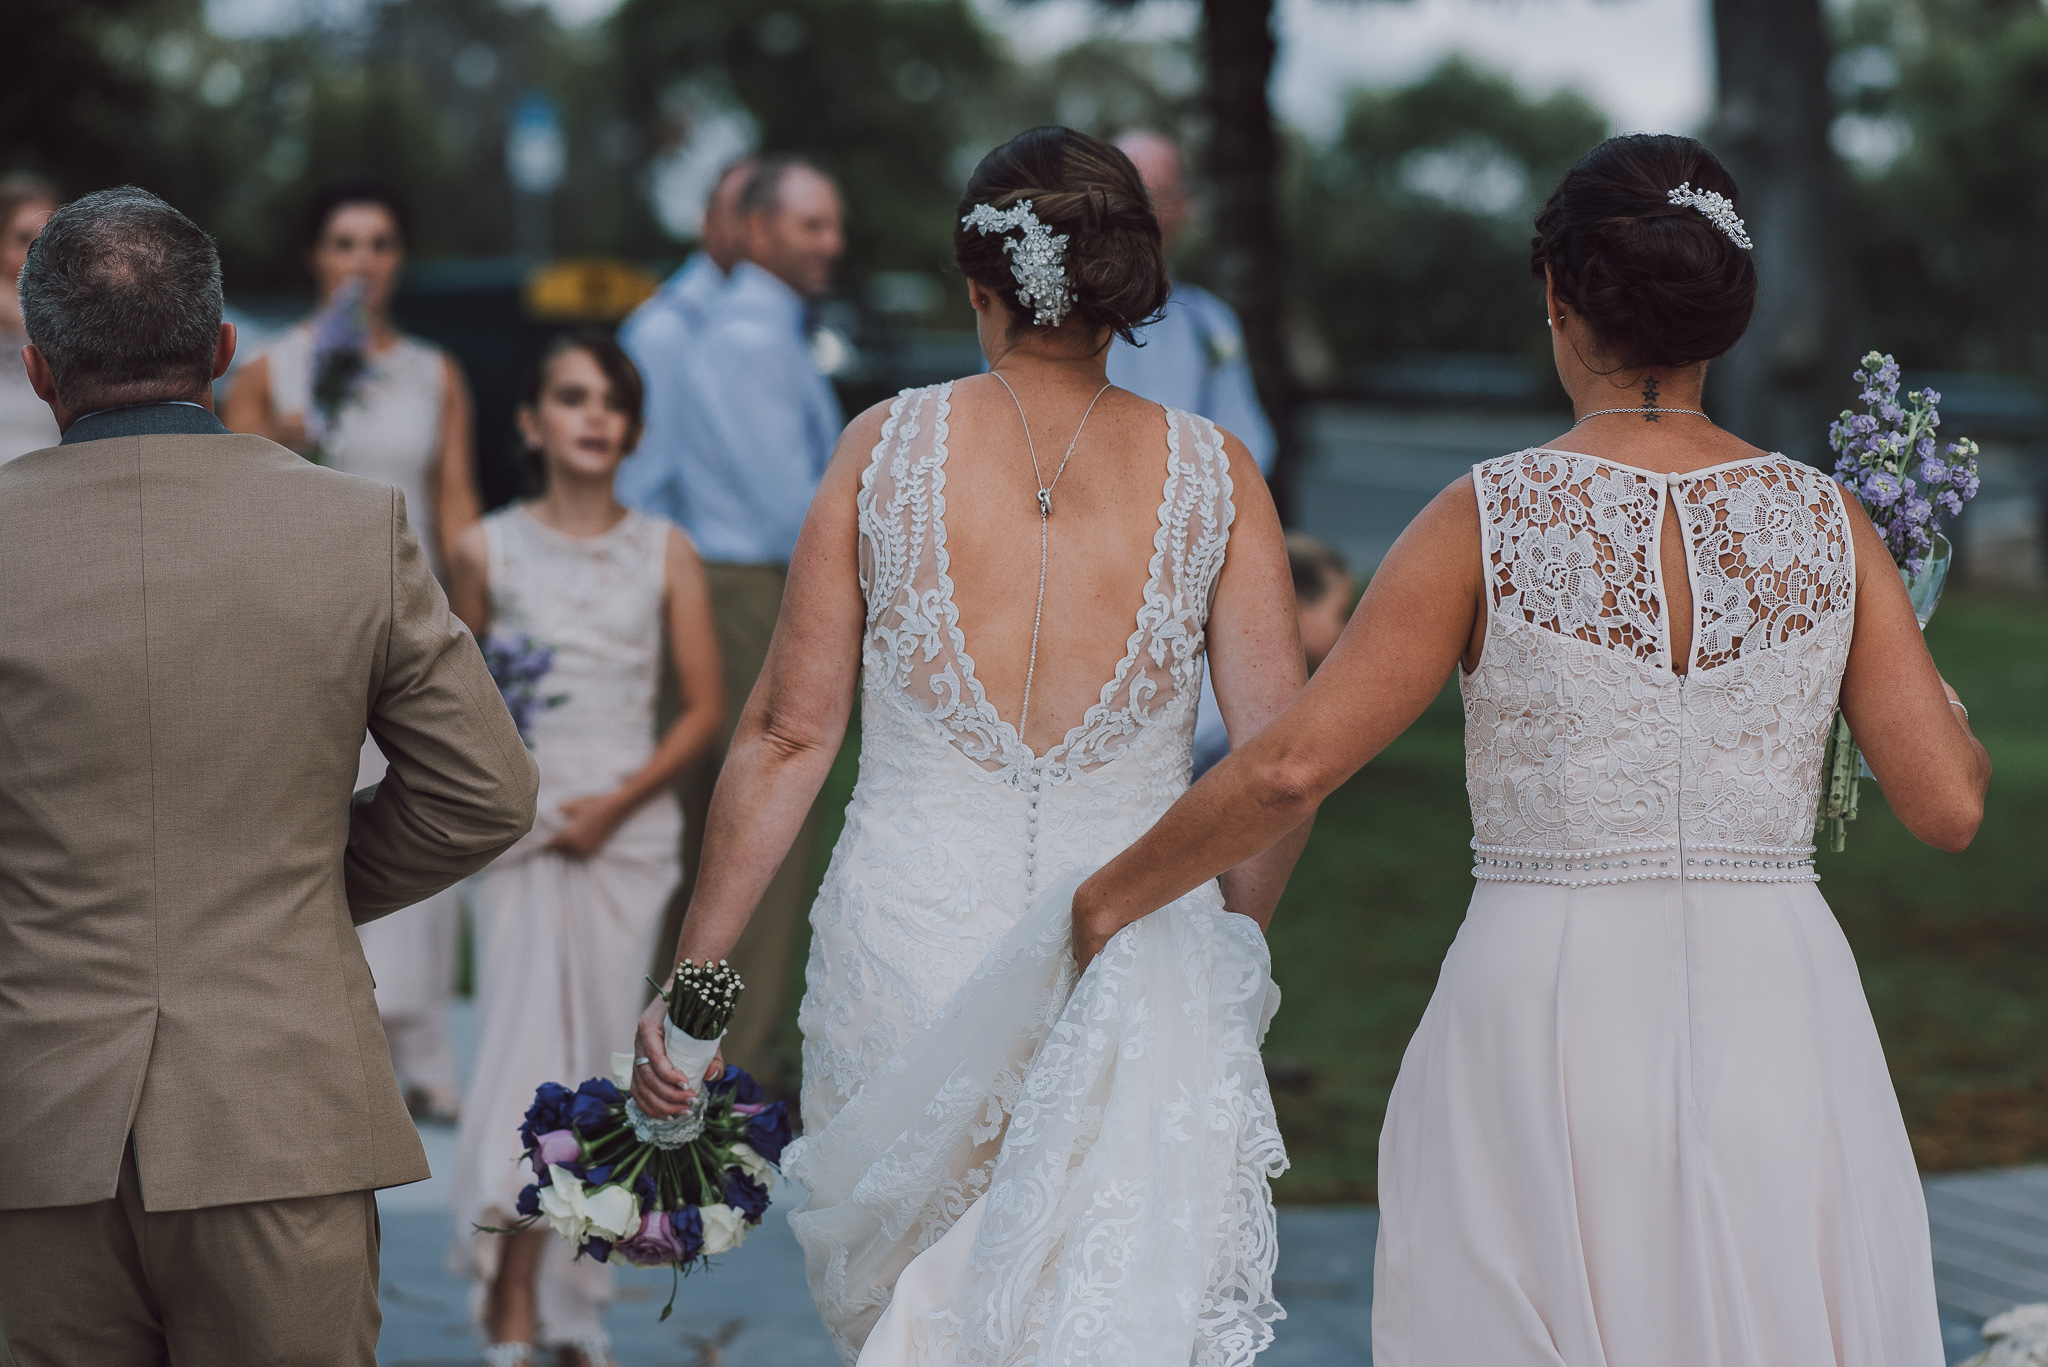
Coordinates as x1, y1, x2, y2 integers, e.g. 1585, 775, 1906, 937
0, 403, 539, 1212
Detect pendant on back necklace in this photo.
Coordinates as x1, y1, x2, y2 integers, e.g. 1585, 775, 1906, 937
989, 370, 1113, 748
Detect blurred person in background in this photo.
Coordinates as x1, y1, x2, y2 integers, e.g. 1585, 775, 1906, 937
629, 155, 846, 1088
223, 177, 485, 1123
1107, 130, 1276, 477
1192, 532, 1350, 779
447, 332, 722, 1367
0, 173, 61, 463
615, 153, 753, 984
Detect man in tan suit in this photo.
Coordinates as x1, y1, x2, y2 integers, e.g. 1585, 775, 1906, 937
0, 188, 539, 1365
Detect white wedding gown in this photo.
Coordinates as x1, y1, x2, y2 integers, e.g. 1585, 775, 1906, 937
785, 382, 1289, 1367
1373, 449, 1943, 1364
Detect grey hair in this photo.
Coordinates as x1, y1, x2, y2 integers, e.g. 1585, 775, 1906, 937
737, 156, 829, 218
19, 186, 223, 407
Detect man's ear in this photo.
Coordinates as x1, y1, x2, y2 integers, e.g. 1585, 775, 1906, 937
22, 344, 58, 405
212, 321, 238, 382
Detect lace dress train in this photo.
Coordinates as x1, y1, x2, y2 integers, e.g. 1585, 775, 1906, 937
782, 383, 1287, 1365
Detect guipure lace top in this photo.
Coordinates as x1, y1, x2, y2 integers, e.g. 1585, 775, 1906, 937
1463, 448, 1857, 886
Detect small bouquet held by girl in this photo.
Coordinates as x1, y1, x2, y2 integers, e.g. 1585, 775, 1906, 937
1817, 351, 1982, 851
486, 961, 791, 1316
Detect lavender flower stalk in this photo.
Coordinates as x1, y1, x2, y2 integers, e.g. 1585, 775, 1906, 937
481, 630, 568, 745
1816, 351, 1982, 852
305, 278, 371, 465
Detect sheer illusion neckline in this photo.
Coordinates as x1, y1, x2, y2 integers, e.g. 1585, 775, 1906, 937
931, 387, 1181, 766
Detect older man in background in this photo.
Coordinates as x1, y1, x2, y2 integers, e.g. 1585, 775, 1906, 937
615, 155, 754, 517
0, 187, 536, 1365
643, 155, 846, 1085
1108, 129, 1275, 476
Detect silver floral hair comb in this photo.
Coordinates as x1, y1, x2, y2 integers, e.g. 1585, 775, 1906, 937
1666, 182, 1753, 250
961, 199, 1075, 327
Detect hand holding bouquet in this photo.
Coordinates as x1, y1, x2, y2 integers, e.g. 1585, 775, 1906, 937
1816, 352, 1981, 851
305, 278, 370, 464
481, 630, 568, 745
481, 962, 789, 1318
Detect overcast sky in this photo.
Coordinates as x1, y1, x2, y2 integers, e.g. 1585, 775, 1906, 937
205, 0, 1716, 140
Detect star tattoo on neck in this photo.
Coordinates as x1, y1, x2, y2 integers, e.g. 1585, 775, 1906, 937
1642, 376, 1661, 421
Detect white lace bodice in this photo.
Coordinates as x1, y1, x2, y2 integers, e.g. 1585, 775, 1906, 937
798, 382, 1236, 1132
482, 506, 671, 747
1463, 449, 1856, 886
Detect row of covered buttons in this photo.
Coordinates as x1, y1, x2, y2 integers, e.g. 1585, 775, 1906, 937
1024, 766, 1043, 894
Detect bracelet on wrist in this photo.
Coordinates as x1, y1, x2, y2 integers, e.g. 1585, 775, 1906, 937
1949, 698, 1969, 722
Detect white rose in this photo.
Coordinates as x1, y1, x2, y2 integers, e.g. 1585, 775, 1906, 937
583, 1182, 641, 1242
536, 1164, 593, 1244
730, 1142, 778, 1190
699, 1202, 750, 1256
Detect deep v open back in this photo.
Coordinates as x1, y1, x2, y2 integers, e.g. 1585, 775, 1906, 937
798, 379, 1236, 1130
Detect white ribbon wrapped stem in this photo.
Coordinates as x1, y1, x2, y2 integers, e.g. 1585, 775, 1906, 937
664, 1018, 723, 1084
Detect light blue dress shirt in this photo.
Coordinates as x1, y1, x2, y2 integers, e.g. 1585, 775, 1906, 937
1107, 280, 1275, 475
637, 261, 844, 565
615, 252, 727, 522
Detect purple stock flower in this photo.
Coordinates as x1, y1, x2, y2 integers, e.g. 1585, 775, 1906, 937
1863, 471, 1903, 507
1938, 491, 1962, 516
1904, 497, 1934, 526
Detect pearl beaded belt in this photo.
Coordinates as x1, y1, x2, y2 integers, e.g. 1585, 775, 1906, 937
1471, 839, 1818, 887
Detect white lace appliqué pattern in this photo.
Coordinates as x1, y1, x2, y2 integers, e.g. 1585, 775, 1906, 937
1465, 449, 1856, 886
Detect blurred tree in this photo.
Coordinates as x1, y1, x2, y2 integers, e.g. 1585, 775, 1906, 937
1836, 0, 2048, 374
1287, 59, 1607, 372
2, 0, 158, 184
607, 0, 1003, 294
1709, 0, 1856, 464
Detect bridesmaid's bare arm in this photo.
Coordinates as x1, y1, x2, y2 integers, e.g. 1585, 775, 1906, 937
1073, 476, 1486, 964
220, 353, 310, 452
1833, 492, 1989, 850
1201, 428, 1311, 931
445, 519, 491, 638
430, 353, 482, 569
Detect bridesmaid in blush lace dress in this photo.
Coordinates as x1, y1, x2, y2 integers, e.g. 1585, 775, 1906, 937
445, 333, 723, 1367
1075, 135, 1990, 1367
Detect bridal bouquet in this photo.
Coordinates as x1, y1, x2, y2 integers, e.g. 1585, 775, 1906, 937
481, 631, 567, 744
1816, 352, 1981, 851
486, 962, 789, 1317
305, 278, 371, 464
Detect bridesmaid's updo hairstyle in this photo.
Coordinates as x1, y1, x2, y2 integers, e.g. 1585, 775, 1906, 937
1530, 133, 1758, 369
518, 328, 646, 492
955, 127, 1169, 346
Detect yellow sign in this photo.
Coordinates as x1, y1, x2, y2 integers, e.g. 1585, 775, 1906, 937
524, 259, 661, 322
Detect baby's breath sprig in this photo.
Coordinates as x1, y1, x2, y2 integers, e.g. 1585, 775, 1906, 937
656, 958, 744, 1041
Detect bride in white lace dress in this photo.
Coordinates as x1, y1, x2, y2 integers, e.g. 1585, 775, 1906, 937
1072, 135, 1992, 1366
630, 128, 1310, 1365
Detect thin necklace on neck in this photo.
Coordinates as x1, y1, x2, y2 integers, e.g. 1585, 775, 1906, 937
1572, 406, 1710, 426
988, 369, 1114, 752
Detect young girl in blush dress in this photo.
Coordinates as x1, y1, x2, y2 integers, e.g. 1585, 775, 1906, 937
446, 332, 724, 1367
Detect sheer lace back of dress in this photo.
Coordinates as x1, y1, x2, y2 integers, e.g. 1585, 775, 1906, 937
857, 381, 1234, 781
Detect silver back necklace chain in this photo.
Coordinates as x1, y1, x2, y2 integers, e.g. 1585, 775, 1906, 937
1572, 406, 1711, 426
988, 370, 1114, 750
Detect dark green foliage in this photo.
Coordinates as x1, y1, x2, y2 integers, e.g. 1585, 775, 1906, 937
1286, 58, 1608, 376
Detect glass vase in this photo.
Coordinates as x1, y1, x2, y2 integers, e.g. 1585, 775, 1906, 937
1852, 532, 1954, 782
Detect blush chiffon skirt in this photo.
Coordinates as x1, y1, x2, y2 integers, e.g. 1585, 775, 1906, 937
1371, 877, 1944, 1367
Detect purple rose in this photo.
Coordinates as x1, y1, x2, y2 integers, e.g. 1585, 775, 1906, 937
569, 1078, 624, 1135
724, 1170, 771, 1223
745, 1102, 793, 1165
614, 1210, 688, 1266
521, 1082, 574, 1148
533, 1129, 580, 1174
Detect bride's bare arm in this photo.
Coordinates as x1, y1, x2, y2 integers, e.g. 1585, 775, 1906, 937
631, 404, 881, 1113
1833, 493, 1989, 850
1203, 432, 1312, 928
1073, 477, 1485, 963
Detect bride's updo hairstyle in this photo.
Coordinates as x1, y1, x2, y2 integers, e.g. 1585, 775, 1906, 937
954, 127, 1168, 345
1530, 133, 1758, 369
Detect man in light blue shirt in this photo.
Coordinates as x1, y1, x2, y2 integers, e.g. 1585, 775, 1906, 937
614, 156, 753, 519
1107, 130, 1276, 476
642, 156, 846, 1085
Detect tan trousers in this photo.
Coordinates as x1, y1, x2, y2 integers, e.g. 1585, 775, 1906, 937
655, 561, 821, 1087
0, 1143, 379, 1367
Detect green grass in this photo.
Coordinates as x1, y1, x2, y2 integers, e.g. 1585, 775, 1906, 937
785, 592, 2048, 1200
